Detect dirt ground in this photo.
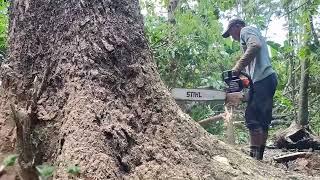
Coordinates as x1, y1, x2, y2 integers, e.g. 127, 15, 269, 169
237, 145, 320, 179
1, 147, 320, 180
265, 148, 320, 178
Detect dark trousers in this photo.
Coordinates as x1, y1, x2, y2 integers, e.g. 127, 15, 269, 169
245, 73, 278, 131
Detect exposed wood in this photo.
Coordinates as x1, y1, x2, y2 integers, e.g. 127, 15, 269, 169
0, 165, 5, 177
274, 152, 311, 163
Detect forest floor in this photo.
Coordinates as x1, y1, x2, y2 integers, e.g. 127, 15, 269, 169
2, 147, 320, 179
238, 145, 320, 179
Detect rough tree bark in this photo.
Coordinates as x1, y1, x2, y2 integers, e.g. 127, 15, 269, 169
0, 0, 302, 179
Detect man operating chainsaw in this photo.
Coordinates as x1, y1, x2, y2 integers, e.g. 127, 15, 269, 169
222, 18, 278, 160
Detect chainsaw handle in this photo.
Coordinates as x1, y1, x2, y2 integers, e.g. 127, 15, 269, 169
222, 70, 254, 97
238, 71, 254, 103
222, 70, 253, 88
239, 71, 253, 89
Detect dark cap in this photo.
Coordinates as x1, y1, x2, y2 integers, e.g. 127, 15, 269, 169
222, 18, 245, 38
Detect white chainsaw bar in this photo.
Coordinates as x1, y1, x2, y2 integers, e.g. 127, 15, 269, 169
171, 88, 226, 101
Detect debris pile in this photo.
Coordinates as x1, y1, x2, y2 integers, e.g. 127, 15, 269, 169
274, 122, 320, 150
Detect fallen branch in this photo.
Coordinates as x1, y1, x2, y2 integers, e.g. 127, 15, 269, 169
282, 85, 300, 96
271, 120, 290, 126
198, 106, 237, 145
272, 114, 290, 120
274, 152, 312, 163
198, 113, 226, 127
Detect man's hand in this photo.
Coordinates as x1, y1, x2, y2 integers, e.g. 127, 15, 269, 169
231, 68, 240, 76
226, 92, 243, 107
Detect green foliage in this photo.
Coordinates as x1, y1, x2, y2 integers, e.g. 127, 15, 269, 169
36, 165, 55, 180
267, 41, 281, 58
190, 103, 214, 121
206, 120, 224, 136
66, 165, 81, 176
2, 154, 17, 167
0, 0, 8, 55
235, 127, 248, 144
190, 102, 225, 136
143, 0, 237, 89
274, 91, 293, 109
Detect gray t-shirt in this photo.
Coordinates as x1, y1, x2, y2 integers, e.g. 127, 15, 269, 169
240, 26, 275, 83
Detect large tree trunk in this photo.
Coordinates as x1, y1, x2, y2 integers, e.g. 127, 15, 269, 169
0, 0, 298, 179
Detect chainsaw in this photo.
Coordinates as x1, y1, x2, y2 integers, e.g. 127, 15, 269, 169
171, 70, 253, 102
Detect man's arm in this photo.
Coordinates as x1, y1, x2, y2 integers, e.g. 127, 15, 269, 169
233, 33, 262, 72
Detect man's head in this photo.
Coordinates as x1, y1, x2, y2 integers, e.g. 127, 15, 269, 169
222, 18, 245, 41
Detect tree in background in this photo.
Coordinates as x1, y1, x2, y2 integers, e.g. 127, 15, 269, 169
0, 0, 292, 179
297, 0, 320, 126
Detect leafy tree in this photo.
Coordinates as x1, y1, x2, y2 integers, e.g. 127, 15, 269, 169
0, 0, 8, 60
143, 0, 239, 89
